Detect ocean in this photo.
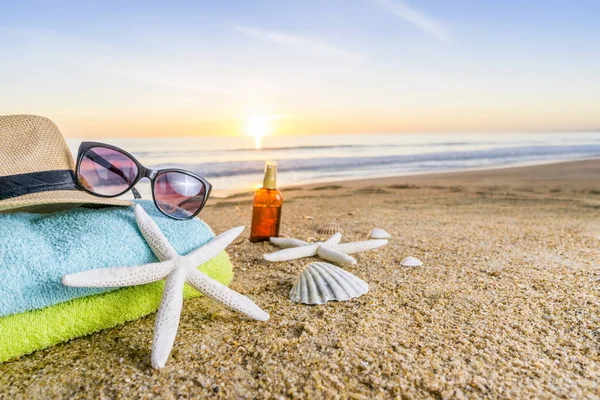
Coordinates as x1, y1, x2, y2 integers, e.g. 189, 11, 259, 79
67, 132, 600, 198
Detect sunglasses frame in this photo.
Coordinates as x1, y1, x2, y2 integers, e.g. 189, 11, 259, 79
75, 141, 212, 220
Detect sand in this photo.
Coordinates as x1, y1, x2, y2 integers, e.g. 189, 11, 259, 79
1, 159, 600, 399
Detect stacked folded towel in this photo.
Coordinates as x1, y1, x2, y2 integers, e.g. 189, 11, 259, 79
0, 201, 234, 363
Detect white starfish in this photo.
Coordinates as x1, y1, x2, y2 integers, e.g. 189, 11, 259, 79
63, 204, 269, 369
264, 233, 387, 266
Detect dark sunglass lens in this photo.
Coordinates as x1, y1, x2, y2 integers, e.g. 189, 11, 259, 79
154, 172, 206, 219
78, 147, 138, 196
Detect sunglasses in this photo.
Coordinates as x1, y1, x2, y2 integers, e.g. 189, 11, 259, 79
75, 142, 212, 220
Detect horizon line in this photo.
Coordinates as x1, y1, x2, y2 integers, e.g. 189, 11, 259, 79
63, 128, 600, 139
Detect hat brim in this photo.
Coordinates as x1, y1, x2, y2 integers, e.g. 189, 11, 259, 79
0, 190, 131, 213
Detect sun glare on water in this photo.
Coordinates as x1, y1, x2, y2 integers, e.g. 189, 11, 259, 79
244, 113, 274, 149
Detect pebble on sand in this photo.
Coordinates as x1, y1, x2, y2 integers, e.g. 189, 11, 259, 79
400, 256, 423, 267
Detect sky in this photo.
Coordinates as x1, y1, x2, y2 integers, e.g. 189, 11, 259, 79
1, 0, 599, 138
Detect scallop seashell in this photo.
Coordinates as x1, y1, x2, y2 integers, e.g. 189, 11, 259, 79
290, 262, 369, 305
400, 256, 423, 267
317, 222, 342, 235
368, 228, 391, 239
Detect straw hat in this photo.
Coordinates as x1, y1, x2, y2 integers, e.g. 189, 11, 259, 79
0, 114, 131, 212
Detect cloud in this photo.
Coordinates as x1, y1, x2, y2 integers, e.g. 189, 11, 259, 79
1, 28, 251, 100
372, 0, 448, 42
234, 25, 364, 58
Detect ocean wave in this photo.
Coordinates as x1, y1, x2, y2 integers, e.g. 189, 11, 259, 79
129, 141, 494, 159
148, 144, 600, 178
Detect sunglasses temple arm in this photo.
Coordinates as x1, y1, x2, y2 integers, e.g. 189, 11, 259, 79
132, 187, 142, 199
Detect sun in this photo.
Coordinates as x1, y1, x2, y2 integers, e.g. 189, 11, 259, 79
244, 113, 274, 149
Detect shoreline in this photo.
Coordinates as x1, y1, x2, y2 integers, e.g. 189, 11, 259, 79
213, 157, 600, 199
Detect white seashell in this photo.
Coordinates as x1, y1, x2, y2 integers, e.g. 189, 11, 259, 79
400, 256, 423, 267
368, 228, 391, 239
317, 222, 342, 235
290, 262, 369, 305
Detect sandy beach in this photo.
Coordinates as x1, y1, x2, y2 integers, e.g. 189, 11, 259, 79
1, 159, 599, 399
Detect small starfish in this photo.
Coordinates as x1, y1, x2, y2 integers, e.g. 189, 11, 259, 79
264, 233, 387, 266
63, 204, 269, 369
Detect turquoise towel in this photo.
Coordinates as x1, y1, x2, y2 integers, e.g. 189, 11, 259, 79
0, 200, 217, 317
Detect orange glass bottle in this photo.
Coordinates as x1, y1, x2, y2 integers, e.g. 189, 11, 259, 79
250, 162, 283, 242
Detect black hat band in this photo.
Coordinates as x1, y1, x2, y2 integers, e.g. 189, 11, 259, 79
0, 170, 78, 201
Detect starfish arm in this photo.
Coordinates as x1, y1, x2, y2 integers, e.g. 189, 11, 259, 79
324, 232, 342, 246
317, 246, 357, 266
134, 204, 179, 261
181, 226, 244, 270
328, 239, 388, 255
269, 237, 311, 248
186, 269, 269, 321
62, 260, 175, 288
151, 266, 186, 369
263, 244, 319, 262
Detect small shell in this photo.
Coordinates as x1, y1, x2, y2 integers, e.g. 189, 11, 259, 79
317, 222, 342, 235
401, 256, 423, 267
368, 228, 391, 239
290, 262, 368, 305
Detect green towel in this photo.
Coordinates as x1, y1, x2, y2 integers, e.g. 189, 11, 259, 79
0, 252, 233, 363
